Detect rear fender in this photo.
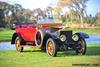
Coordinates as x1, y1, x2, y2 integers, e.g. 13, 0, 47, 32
11, 32, 24, 44
11, 32, 18, 44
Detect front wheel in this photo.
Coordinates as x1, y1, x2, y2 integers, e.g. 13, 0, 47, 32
15, 37, 23, 52
46, 38, 58, 57
76, 38, 86, 55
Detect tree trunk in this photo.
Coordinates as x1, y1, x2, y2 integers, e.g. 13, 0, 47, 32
80, 15, 84, 28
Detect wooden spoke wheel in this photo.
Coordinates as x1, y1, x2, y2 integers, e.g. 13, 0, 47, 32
46, 38, 58, 57
76, 38, 86, 55
15, 37, 23, 52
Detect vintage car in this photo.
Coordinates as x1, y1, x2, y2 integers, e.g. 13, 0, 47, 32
11, 19, 89, 57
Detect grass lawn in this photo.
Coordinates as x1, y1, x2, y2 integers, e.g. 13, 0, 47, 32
66, 28, 100, 34
0, 43, 100, 67
0, 29, 15, 42
0, 28, 100, 42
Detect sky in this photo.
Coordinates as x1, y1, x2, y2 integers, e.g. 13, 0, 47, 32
86, 0, 100, 16
0, 0, 100, 16
0, 0, 57, 10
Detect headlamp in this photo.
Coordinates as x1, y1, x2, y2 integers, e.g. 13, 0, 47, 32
60, 35, 66, 42
72, 34, 79, 41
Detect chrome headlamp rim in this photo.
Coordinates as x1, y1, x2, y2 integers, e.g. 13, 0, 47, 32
60, 34, 66, 42
72, 34, 79, 41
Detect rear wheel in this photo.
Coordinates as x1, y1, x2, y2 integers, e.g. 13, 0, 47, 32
76, 38, 86, 55
15, 37, 23, 52
46, 38, 58, 57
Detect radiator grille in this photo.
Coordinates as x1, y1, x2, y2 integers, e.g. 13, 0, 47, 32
60, 31, 73, 44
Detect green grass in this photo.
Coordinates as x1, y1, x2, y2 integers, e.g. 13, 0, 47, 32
0, 29, 15, 42
73, 28, 100, 34
0, 43, 100, 67
65, 28, 100, 34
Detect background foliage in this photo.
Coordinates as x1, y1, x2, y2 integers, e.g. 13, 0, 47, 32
0, 0, 100, 29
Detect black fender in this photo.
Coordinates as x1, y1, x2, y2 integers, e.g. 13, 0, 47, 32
75, 32, 89, 39
11, 32, 25, 45
11, 32, 19, 44
41, 32, 60, 50
47, 32, 59, 39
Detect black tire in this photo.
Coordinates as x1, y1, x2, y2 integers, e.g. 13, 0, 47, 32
46, 38, 58, 57
15, 37, 23, 52
76, 38, 86, 55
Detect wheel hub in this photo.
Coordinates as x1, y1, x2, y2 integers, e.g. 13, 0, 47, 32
16, 39, 21, 48
48, 41, 54, 55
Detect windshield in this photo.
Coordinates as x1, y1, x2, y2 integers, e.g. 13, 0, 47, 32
38, 18, 54, 23
15, 19, 37, 24
21, 19, 37, 24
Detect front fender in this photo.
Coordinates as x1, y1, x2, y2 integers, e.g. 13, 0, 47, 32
41, 32, 59, 49
75, 32, 89, 39
47, 32, 59, 39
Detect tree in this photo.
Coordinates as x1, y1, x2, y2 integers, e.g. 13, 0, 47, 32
57, 0, 71, 7
0, 1, 10, 27
67, 9, 80, 23
46, 6, 53, 19
33, 8, 46, 20
53, 5, 62, 20
95, 12, 100, 26
10, 3, 24, 22
0, 9, 5, 27
57, 0, 88, 28
0, 1, 25, 28
96, 12, 100, 19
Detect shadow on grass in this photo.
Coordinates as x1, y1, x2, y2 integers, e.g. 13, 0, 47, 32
21, 46, 100, 57
86, 47, 100, 55
23, 49, 46, 53
57, 47, 100, 57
